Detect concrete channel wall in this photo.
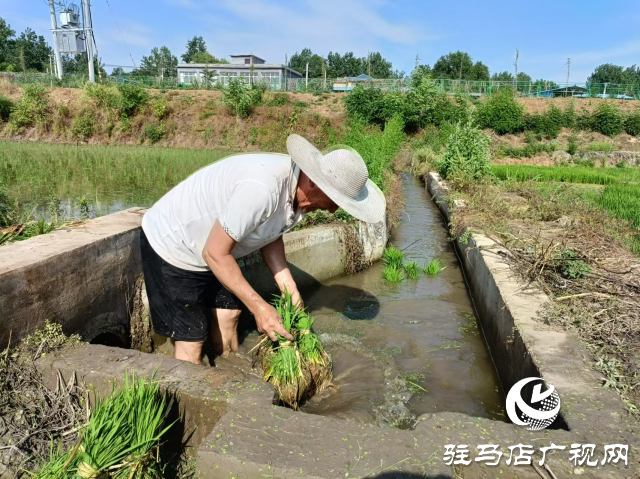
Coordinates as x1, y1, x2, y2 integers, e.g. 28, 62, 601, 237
425, 172, 631, 436
0, 208, 386, 348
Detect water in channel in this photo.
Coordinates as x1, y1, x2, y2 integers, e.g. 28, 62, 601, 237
298, 174, 504, 426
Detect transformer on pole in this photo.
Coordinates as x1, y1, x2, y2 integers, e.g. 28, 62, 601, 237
48, 1, 97, 82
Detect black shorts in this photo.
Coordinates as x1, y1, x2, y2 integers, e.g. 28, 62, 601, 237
140, 230, 241, 342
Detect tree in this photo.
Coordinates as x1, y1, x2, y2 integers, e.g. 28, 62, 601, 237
432, 51, 490, 81
137, 46, 178, 77
532, 79, 560, 91
325, 51, 394, 78
367, 52, 393, 78
190, 51, 227, 64
0, 17, 15, 69
61, 53, 106, 77
289, 48, 325, 78
517, 72, 532, 83
11, 29, 51, 72
182, 35, 206, 63
588, 64, 625, 84
491, 71, 514, 82
111, 67, 125, 77
411, 64, 432, 87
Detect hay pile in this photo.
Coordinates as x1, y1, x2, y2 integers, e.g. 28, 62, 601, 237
253, 293, 332, 409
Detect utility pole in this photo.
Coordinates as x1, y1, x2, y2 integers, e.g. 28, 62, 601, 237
415, 54, 420, 69
565, 57, 571, 96
82, 0, 95, 82
305, 62, 309, 89
48, 0, 64, 79
513, 49, 519, 93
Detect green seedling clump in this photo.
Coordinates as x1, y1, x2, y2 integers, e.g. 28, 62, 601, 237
253, 291, 332, 410
424, 258, 445, 275
404, 261, 420, 280
382, 264, 405, 282
382, 244, 404, 268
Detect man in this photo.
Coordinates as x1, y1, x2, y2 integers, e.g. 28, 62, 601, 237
140, 134, 385, 365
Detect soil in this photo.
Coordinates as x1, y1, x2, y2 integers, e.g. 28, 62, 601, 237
518, 96, 640, 114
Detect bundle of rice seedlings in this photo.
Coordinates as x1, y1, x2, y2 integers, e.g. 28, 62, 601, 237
424, 258, 445, 275
382, 245, 404, 268
253, 292, 332, 410
382, 263, 405, 282
403, 261, 420, 280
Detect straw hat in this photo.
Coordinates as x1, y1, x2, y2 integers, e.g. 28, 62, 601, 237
286, 134, 386, 224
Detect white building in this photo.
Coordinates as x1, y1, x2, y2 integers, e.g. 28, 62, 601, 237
176, 54, 302, 89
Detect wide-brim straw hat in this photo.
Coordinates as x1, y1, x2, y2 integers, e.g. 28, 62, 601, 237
286, 134, 386, 224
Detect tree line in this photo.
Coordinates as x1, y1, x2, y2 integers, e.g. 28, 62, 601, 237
2, 16, 640, 85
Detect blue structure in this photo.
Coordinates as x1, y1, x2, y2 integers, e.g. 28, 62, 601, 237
333, 74, 374, 92
521, 85, 588, 98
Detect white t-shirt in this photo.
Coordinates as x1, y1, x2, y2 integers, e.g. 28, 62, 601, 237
142, 153, 305, 272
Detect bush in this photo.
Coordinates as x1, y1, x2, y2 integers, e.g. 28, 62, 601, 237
404, 77, 440, 129
525, 104, 563, 139
474, 88, 524, 135
70, 109, 96, 141
150, 96, 168, 120
432, 94, 470, 127
0, 94, 13, 122
590, 102, 624, 137
144, 122, 167, 143
562, 101, 577, 128
117, 82, 149, 118
84, 83, 121, 109
567, 134, 578, 156
9, 84, 50, 129
222, 78, 261, 118
344, 86, 385, 124
438, 122, 491, 179
624, 110, 640, 137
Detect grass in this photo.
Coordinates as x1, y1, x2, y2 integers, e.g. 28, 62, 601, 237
0, 141, 231, 218
403, 261, 420, 280
424, 258, 445, 275
382, 245, 404, 268
598, 183, 640, 228
491, 164, 640, 185
583, 141, 616, 154
382, 264, 405, 282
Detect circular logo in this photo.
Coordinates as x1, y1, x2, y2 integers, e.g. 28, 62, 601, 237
506, 377, 561, 431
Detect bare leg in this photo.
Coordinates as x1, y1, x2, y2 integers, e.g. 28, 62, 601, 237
174, 340, 205, 365
210, 308, 242, 357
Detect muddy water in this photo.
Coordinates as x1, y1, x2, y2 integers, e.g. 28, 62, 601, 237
300, 174, 504, 425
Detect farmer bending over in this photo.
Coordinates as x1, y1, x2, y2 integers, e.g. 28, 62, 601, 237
140, 134, 385, 365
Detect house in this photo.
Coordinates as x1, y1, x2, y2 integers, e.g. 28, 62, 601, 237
176, 54, 302, 88
332, 74, 374, 92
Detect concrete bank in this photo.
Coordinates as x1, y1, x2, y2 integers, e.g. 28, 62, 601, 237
425, 172, 637, 439
0, 209, 386, 348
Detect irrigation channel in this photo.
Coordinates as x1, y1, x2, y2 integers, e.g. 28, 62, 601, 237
204, 173, 504, 428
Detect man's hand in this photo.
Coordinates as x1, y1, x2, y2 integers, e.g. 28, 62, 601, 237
289, 288, 304, 312
255, 303, 294, 342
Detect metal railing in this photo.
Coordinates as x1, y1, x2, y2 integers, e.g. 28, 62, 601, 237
2, 72, 639, 99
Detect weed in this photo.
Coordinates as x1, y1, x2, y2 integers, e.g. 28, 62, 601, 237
222, 78, 261, 118
423, 258, 444, 275
583, 141, 615, 154
498, 140, 555, 158
0, 94, 14, 122
202, 125, 214, 143
624, 110, 640, 137
402, 372, 427, 393
10, 84, 50, 130
474, 88, 524, 135
438, 122, 491, 179
76, 196, 91, 220
70, 109, 96, 141
150, 96, 169, 120
249, 126, 258, 145
199, 110, 215, 120
590, 102, 624, 137
525, 104, 563, 139
117, 82, 149, 118
566, 133, 578, 156
21, 320, 81, 358
404, 261, 420, 280
84, 82, 121, 110
382, 264, 405, 282
554, 249, 591, 279
144, 122, 167, 143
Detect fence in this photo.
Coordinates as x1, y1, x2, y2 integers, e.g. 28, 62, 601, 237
2, 72, 639, 100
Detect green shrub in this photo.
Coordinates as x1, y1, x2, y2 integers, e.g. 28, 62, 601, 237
498, 141, 555, 158
70, 109, 96, 141
150, 96, 169, 120
0, 94, 13, 122
624, 110, 640, 137
567, 134, 578, 156
222, 78, 261, 118
525, 105, 563, 139
117, 82, 149, 118
9, 84, 50, 129
432, 94, 470, 127
144, 122, 167, 143
584, 141, 615, 153
344, 86, 385, 124
438, 122, 491, 179
590, 102, 624, 137
84, 82, 121, 109
562, 101, 577, 128
474, 88, 524, 135
404, 77, 440, 129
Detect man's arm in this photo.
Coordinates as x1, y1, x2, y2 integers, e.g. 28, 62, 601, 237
202, 221, 293, 342
261, 236, 303, 310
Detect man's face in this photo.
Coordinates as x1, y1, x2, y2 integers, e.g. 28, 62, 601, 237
296, 172, 339, 213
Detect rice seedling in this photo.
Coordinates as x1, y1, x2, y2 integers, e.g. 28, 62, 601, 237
403, 261, 420, 280
382, 244, 404, 268
492, 165, 640, 185
424, 258, 445, 275
253, 291, 332, 410
382, 264, 405, 282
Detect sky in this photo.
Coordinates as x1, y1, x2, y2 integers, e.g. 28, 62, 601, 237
4, 0, 640, 81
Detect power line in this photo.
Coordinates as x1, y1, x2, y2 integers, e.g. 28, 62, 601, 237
103, 0, 137, 69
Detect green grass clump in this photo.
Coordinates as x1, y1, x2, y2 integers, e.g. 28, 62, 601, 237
498, 141, 555, 158
9, 84, 50, 130
255, 291, 332, 410
382, 245, 404, 268
404, 261, 420, 280
382, 264, 405, 282
598, 183, 640, 228
424, 258, 445, 275
583, 141, 615, 154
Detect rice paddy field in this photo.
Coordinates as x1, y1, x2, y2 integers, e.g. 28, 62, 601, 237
0, 142, 231, 218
